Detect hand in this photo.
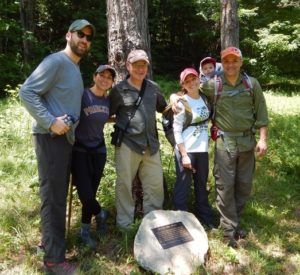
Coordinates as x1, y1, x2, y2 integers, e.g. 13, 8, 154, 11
255, 139, 267, 157
50, 114, 70, 135
170, 94, 182, 114
182, 155, 192, 170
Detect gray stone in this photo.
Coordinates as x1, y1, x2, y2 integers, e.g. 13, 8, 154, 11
134, 210, 209, 275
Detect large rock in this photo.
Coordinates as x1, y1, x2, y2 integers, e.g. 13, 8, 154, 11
134, 210, 209, 275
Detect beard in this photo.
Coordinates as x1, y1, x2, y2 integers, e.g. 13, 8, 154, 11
68, 39, 89, 57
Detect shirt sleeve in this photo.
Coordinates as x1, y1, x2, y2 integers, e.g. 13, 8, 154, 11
19, 55, 60, 130
156, 90, 167, 113
173, 101, 185, 144
252, 77, 269, 128
109, 86, 122, 116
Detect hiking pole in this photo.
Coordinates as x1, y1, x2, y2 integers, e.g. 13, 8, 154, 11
67, 176, 73, 237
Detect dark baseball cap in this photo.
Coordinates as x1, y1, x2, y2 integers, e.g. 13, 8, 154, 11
68, 19, 95, 35
95, 65, 116, 79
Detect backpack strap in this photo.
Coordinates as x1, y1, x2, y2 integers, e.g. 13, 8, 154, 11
241, 71, 253, 96
212, 75, 222, 121
178, 98, 193, 129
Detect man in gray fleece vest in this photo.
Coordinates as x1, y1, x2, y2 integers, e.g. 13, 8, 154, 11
19, 19, 95, 275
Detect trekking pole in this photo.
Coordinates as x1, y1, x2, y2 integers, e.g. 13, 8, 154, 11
67, 176, 73, 237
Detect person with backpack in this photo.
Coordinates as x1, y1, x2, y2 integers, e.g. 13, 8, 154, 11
172, 68, 214, 230
200, 46, 269, 248
199, 56, 222, 83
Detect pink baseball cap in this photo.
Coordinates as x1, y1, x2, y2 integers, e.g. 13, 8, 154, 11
221, 47, 242, 59
180, 68, 198, 84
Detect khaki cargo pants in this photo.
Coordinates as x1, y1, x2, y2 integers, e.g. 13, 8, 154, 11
115, 143, 164, 228
214, 149, 255, 237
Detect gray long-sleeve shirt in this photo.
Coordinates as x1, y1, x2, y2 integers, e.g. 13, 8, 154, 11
19, 51, 83, 144
109, 78, 167, 155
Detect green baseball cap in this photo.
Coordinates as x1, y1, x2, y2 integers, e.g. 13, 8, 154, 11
68, 19, 95, 35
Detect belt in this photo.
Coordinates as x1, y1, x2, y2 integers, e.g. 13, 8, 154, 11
219, 129, 254, 137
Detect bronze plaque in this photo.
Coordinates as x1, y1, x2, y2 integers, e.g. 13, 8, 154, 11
151, 222, 194, 249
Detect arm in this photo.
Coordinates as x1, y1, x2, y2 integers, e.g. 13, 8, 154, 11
156, 91, 167, 113
255, 126, 267, 156
19, 55, 70, 134
173, 102, 192, 170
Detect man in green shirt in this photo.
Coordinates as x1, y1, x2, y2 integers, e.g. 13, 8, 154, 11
201, 47, 268, 248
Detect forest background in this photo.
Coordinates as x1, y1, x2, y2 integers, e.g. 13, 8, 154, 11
1, 0, 300, 93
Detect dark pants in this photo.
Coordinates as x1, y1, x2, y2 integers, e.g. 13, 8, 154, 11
33, 134, 72, 263
214, 149, 255, 237
71, 150, 106, 224
173, 150, 213, 225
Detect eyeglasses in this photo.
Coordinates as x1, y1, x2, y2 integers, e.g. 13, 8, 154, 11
75, 30, 93, 42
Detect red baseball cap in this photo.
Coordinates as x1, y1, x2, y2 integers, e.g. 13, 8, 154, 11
180, 68, 198, 84
200, 57, 217, 69
221, 47, 242, 59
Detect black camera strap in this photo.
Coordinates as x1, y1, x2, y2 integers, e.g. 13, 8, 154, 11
123, 79, 147, 132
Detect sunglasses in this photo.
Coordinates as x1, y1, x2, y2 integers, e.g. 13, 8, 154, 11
75, 30, 93, 42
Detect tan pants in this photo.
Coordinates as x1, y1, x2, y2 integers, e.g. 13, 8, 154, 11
115, 143, 164, 228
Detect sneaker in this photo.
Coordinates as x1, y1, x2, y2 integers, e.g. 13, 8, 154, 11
44, 261, 78, 275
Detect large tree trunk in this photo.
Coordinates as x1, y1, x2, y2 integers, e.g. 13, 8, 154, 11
20, 0, 35, 64
220, 0, 239, 50
106, 0, 151, 83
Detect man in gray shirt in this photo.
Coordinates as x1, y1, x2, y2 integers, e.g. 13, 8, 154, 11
110, 49, 167, 229
19, 19, 94, 275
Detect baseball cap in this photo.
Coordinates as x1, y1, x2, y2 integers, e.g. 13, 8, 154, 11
180, 68, 198, 84
68, 19, 95, 35
200, 57, 216, 69
95, 65, 116, 79
221, 47, 242, 59
127, 49, 149, 64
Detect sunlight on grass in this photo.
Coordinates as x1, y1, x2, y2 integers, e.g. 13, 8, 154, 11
264, 92, 300, 115
0, 86, 300, 274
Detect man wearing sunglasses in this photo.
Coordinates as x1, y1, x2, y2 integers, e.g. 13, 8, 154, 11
19, 19, 95, 275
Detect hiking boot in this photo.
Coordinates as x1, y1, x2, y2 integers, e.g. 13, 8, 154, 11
224, 236, 238, 249
235, 228, 247, 240
44, 261, 78, 275
96, 208, 109, 235
80, 223, 97, 249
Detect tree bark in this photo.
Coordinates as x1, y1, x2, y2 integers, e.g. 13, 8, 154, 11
220, 0, 239, 50
20, 0, 35, 64
106, 0, 151, 83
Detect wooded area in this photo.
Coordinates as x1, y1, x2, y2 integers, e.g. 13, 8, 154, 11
1, 0, 299, 94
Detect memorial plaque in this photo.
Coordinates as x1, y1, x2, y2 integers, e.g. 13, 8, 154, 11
151, 222, 194, 249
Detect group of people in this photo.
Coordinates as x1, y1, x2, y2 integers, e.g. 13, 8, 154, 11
19, 19, 268, 275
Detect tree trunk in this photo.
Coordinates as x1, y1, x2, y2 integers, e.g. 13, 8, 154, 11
106, 0, 151, 83
220, 0, 239, 50
19, 0, 35, 64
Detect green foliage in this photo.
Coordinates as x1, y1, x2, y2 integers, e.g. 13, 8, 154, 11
239, 0, 300, 81
1, 0, 300, 93
1, 84, 300, 274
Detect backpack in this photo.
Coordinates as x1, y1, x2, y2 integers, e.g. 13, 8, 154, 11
210, 71, 255, 141
162, 93, 210, 147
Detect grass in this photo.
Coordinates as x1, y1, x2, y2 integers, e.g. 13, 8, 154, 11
0, 84, 300, 274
